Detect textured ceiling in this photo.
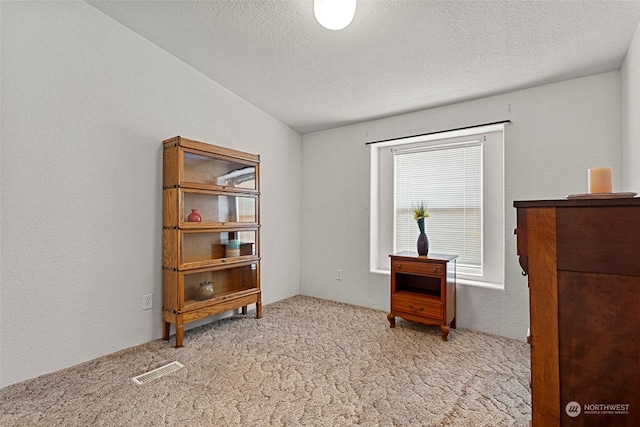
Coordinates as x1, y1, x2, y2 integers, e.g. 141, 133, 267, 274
88, 0, 640, 134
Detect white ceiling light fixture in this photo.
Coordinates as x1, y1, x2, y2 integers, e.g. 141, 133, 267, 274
314, 0, 357, 31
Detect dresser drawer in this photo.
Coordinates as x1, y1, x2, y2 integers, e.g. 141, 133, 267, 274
393, 260, 443, 276
393, 294, 443, 320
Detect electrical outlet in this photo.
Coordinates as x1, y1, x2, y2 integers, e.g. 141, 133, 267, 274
336, 269, 342, 280
142, 294, 153, 310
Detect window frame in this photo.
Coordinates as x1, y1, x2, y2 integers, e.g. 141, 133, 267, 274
369, 123, 505, 289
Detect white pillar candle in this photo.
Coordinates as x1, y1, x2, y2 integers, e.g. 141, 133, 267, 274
588, 167, 612, 193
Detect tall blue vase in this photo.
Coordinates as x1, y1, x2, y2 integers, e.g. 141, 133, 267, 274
416, 218, 429, 256
417, 232, 429, 256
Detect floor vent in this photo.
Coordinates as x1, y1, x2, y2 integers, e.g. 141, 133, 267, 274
131, 361, 184, 385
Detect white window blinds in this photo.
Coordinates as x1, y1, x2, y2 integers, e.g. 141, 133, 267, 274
394, 141, 483, 275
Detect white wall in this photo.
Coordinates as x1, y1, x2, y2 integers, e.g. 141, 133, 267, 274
0, 1, 302, 387
2, 1, 633, 391
622, 20, 640, 191
301, 72, 622, 340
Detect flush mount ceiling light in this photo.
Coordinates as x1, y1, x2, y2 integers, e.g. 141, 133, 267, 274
314, 0, 357, 30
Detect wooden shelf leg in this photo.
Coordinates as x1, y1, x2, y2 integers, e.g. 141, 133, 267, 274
162, 321, 171, 340
451, 317, 457, 329
387, 313, 396, 328
175, 323, 184, 348
241, 305, 248, 315
256, 301, 263, 318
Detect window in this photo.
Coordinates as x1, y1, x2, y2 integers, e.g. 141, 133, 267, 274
369, 123, 505, 289
394, 141, 482, 275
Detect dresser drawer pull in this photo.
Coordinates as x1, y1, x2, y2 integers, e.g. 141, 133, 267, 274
408, 304, 424, 313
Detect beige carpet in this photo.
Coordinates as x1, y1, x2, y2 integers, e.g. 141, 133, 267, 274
0, 296, 531, 426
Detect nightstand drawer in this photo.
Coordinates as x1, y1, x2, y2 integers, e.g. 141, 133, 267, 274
393, 260, 443, 276
393, 295, 443, 320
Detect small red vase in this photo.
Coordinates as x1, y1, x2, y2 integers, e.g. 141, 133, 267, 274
187, 209, 202, 222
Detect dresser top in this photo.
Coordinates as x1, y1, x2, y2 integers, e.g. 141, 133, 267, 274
514, 197, 640, 208
390, 252, 458, 262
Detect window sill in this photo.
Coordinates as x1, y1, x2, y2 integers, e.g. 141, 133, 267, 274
457, 277, 504, 291
370, 268, 391, 276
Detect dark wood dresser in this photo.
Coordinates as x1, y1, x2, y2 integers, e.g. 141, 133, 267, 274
514, 198, 640, 427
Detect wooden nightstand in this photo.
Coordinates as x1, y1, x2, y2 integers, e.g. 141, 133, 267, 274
387, 252, 457, 341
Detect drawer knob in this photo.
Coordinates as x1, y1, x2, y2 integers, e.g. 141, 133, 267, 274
397, 264, 402, 270
408, 304, 424, 312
